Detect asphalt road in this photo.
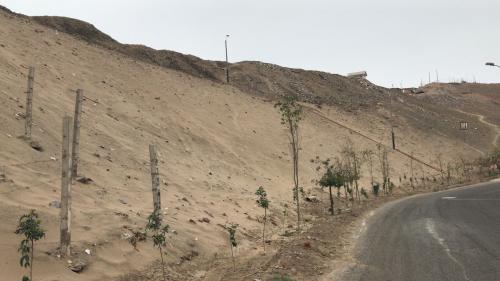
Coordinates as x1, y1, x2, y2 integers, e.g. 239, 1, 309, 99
343, 180, 500, 281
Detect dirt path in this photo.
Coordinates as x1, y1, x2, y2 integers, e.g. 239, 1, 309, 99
301, 104, 442, 172
456, 109, 500, 148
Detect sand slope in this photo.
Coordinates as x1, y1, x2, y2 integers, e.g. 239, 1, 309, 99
0, 7, 497, 281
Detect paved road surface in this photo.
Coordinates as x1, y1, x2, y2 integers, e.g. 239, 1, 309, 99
342, 180, 500, 281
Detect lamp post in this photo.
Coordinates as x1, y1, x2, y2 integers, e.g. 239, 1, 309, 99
485, 62, 500, 68
225, 35, 230, 83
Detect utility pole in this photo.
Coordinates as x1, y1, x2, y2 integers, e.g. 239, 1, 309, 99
225, 35, 230, 83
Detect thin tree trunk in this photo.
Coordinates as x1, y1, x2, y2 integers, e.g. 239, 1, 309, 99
289, 118, 300, 232
328, 186, 334, 215
30, 239, 34, 281
263, 208, 267, 252
369, 156, 374, 188
282, 209, 286, 235
355, 180, 360, 203
230, 245, 236, 271
159, 247, 166, 281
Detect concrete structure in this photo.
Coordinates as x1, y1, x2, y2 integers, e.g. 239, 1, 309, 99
347, 71, 368, 79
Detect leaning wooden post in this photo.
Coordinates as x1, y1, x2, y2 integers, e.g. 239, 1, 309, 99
149, 144, 161, 213
60, 116, 72, 257
71, 89, 83, 179
24, 66, 35, 139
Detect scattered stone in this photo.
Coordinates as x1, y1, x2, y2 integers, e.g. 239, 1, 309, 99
180, 250, 199, 263
50, 156, 57, 161
114, 212, 129, 218
0, 173, 5, 182
121, 232, 132, 240
198, 217, 210, 223
69, 260, 87, 273
204, 210, 214, 218
118, 198, 128, 205
49, 200, 61, 208
182, 197, 189, 202
15, 112, 26, 119
305, 195, 320, 203
188, 219, 196, 224
76, 177, 93, 184
30, 141, 43, 152
84, 249, 91, 255
194, 271, 207, 278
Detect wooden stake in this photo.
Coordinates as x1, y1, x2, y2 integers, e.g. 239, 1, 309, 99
71, 90, 83, 179
60, 116, 72, 257
24, 67, 35, 139
149, 144, 161, 212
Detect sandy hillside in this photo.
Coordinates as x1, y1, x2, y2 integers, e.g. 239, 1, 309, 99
0, 6, 497, 281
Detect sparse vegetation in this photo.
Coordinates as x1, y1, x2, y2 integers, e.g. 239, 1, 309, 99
341, 139, 365, 203
15, 210, 45, 281
145, 210, 169, 281
273, 273, 294, 281
255, 186, 270, 251
275, 94, 303, 231
318, 158, 344, 215
372, 182, 380, 196
377, 144, 391, 195
227, 223, 238, 271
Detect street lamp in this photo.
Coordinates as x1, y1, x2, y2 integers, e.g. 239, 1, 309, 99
485, 62, 500, 68
225, 35, 230, 83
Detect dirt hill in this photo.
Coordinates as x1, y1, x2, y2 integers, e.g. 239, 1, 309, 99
0, 5, 499, 281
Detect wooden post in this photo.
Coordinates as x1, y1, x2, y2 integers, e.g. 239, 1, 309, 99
60, 116, 72, 257
24, 67, 35, 139
149, 144, 161, 212
71, 90, 83, 179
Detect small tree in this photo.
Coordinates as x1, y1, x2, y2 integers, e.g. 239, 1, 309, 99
318, 159, 344, 215
362, 149, 375, 189
15, 210, 45, 281
146, 210, 169, 281
255, 186, 270, 251
377, 144, 391, 195
227, 223, 238, 271
275, 95, 303, 231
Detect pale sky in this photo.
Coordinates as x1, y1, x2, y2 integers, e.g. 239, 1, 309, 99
1, 0, 499, 87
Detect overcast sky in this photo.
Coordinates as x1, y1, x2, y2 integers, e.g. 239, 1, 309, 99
1, 0, 499, 87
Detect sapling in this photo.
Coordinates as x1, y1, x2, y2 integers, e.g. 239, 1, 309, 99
227, 223, 238, 271
275, 94, 303, 231
146, 210, 169, 281
15, 210, 45, 281
255, 186, 270, 251
318, 159, 344, 215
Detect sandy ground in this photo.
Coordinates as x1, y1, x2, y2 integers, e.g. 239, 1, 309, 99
0, 8, 491, 281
